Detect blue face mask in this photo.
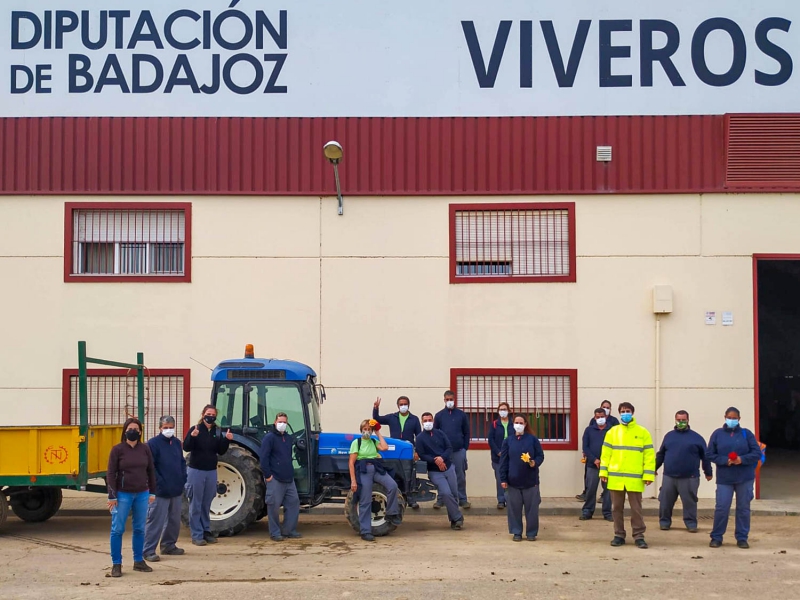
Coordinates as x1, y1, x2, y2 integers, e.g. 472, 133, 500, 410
725, 418, 739, 428
620, 413, 633, 424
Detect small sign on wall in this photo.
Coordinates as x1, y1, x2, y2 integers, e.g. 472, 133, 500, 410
705, 311, 716, 325
722, 312, 734, 326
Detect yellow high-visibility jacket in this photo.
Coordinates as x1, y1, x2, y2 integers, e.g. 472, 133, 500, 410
599, 418, 656, 492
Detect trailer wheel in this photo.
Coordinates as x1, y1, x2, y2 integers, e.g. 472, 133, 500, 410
345, 481, 406, 537
10, 487, 63, 523
182, 445, 265, 537
0, 493, 8, 529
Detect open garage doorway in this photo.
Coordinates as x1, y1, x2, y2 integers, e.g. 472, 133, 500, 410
755, 256, 800, 501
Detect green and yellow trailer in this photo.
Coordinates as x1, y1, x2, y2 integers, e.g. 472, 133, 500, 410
0, 342, 145, 528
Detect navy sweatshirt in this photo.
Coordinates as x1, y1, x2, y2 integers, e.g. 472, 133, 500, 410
415, 428, 453, 472
433, 407, 471, 452
372, 407, 422, 443
147, 433, 187, 498
655, 427, 712, 479
499, 433, 545, 489
182, 424, 230, 471
582, 422, 611, 469
707, 425, 761, 485
488, 419, 511, 464
259, 426, 295, 484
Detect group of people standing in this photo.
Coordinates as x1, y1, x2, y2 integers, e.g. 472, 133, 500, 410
579, 403, 763, 549
103, 394, 764, 575
105, 405, 231, 577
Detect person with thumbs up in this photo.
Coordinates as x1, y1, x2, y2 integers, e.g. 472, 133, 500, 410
183, 405, 231, 546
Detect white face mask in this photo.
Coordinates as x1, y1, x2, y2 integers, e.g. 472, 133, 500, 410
422, 422, 434, 431
275, 422, 288, 433
596, 418, 606, 426
361, 430, 372, 439
603, 408, 610, 415
498, 410, 509, 418
398, 405, 409, 414
513, 423, 525, 434
162, 428, 175, 438
445, 400, 455, 409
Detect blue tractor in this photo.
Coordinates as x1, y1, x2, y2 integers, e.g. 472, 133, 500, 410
182, 345, 435, 537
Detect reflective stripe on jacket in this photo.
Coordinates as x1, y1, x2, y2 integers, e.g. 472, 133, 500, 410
599, 418, 656, 492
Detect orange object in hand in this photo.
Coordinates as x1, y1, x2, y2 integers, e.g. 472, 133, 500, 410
369, 419, 381, 432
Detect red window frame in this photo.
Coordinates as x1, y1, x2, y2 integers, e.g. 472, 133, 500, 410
61, 368, 192, 436
448, 202, 576, 284
450, 368, 579, 451
63, 201, 192, 283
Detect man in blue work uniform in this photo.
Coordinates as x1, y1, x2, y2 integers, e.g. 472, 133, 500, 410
416, 412, 463, 529
656, 410, 713, 532
259, 412, 302, 542
433, 390, 471, 509
579, 408, 613, 521
373, 395, 422, 508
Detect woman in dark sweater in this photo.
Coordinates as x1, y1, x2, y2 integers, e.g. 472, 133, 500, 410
107, 417, 157, 578
499, 415, 545, 542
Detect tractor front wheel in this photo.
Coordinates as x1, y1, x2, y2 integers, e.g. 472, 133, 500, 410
344, 481, 405, 537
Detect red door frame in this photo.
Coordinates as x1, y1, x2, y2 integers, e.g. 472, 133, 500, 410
752, 254, 800, 499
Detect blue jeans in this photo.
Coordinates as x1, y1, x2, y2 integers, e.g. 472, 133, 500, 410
110, 491, 150, 565
711, 480, 754, 542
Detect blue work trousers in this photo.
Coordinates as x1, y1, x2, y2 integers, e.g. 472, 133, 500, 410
710, 480, 754, 543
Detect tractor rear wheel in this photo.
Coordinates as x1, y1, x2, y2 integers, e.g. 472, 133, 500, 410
345, 481, 406, 537
10, 487, 63, 523
182, 446, 265, 537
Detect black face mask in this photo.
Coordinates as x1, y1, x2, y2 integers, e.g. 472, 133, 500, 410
125, 430, 141, 442
203, 415, 216, 425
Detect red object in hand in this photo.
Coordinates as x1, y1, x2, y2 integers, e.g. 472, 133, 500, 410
728, 452, 738, 461
369, 419, 381, 432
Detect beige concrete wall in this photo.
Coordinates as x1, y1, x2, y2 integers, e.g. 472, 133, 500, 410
0, 193, 792, 498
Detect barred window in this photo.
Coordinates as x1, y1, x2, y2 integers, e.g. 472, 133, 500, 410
65, 203, 191, 282
63, 369, 190, 440
452, 369, 578, 450
449, 203, 575, 283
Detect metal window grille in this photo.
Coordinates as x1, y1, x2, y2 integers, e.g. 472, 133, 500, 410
454, 208, 570, 278
457, 373, 572, 443
71, 209, 186, 276
68, 374, 186, 439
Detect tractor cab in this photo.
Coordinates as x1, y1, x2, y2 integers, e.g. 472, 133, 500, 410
210, 345, 323, 500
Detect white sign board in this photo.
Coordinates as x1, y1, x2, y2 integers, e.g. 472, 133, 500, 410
1, 1, 798, 117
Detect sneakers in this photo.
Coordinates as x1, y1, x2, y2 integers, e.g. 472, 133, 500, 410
360, 533, 375, 542
512, 534, 523, 542
285, 532, 303, 539
579, 514, 592, 521
604, 515, 614, 522
610, 536, 626, 547
161, 546, 185, 555
497, 502, 506, 509
459, 501, 471, 509
737, 540, 750, 549
203, 532, 218, 544
110, 564, 122, 578
635, 538, 649, 549
409, 501, 420, 510
271, 535, 285, 542
687, 527, 699, 533
450, 519, 464, 530
526, 536, 537, 542
133, 561, 153, 572
709, 539, 722, 548
433, 502, 443, 510
143, 554, 160, 562
386, 514, 402, 526
191, 539, 207, 546
575, 493, 586, 502
660, 525, 670, 531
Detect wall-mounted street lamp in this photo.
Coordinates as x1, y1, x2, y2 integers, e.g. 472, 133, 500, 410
323, 140, 344, 216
